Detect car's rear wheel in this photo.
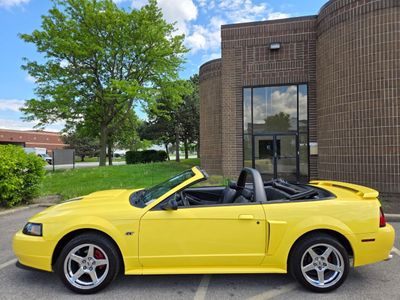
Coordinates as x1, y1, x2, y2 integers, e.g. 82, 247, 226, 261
55, 233, 120, 294
289, 234, 349, 292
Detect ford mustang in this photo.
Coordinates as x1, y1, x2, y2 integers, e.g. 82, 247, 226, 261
13, 166, 395, 294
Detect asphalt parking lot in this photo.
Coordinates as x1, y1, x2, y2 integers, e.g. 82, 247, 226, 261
1, 207, 399, 300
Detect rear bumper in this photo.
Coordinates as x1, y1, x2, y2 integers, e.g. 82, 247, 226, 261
16, 260, 49, 272
353, 224, 395, 267
12, 230, 54, 272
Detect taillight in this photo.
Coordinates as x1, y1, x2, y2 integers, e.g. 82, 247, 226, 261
379, 207, 386, 228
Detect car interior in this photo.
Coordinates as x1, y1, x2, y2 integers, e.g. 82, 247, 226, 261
172, 168, 334, 208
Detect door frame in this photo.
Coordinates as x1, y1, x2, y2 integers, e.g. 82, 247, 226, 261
252, 132, 300, 182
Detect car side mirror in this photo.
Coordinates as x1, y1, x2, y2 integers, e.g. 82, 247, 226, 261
161, 197, 178, 211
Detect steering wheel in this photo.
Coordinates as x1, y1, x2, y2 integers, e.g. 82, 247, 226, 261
180, 191, 190, 207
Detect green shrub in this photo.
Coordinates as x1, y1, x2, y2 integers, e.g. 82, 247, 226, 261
0, 145, 46, 207
157, 151, 168, 162
126, 150, 168, 164
125, 151, 142, 164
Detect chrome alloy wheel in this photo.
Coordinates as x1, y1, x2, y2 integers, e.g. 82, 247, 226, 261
300, 243, 344, 288
63, 243, 109, 290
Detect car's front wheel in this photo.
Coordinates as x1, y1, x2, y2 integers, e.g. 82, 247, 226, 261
289, 234, 349, 292
55, 233, 120, 294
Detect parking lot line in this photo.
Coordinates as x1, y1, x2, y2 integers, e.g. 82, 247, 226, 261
246, 283, 297, 300
392, 247, 400, 256
0, 259, 17, 271
194, 275, 211, 300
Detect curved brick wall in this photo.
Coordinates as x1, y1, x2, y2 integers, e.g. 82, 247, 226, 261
199, 59, 223, 175
316, 0, 400, 196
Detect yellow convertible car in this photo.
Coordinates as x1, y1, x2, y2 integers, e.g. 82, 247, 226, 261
13, 167, 395, 294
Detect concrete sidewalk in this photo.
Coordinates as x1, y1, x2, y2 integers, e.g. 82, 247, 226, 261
44, 161, 126, 170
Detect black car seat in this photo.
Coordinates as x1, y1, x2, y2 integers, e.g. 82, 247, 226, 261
219, 181, 238, 204
233, 188, 253, 203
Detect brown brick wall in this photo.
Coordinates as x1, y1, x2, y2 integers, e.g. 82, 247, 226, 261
0, 129, 66, 153
199, 59, 223, 175
316, 0, 400, 196
199, 0, 399, 197
220, 16, 318, 178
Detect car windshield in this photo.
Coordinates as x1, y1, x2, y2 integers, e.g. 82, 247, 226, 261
140, 169, 195, 205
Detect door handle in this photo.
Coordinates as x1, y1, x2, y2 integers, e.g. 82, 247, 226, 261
238, 214, 254, 220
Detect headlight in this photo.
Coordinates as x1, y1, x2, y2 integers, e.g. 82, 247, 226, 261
22, 223, 43, 236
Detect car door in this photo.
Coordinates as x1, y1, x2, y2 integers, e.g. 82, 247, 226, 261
138, 202, 267, 268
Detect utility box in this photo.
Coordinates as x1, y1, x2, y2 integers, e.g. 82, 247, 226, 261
52, 149, 75, 171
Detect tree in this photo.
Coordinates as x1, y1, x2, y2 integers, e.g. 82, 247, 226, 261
141, 101, 183, 162
20, 0, 187, 166
62, 131, 99, 162
139, 119, 175, 160
179, 74, 199, 159
107, 110, 147, 164
142, 79, 192, 162
140, 75, 199, 161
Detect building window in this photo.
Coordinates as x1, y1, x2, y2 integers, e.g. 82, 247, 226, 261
243, 88, 252, 168
243, 84, 309, 182
252, 85, 298, 133
299, 84, 308, 133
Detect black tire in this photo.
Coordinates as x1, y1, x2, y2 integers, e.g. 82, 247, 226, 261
55, 233, 120, 294
289, 233, 349, 293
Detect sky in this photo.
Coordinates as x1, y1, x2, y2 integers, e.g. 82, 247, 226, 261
0, 0, 327, 132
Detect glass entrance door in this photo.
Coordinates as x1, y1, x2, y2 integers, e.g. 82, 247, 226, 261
253, 135, 274, 178
253, 134, 299, 182
243, 84, 309, 182
276, 134, 298, 182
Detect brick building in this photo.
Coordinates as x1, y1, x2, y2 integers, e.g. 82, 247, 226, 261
0, 129, 66, 153
199, 0, 399, 199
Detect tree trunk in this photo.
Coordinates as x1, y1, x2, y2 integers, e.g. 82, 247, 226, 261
184, 139, 189, 160
175, 131, 180, 162
99, 126, 107, 166
197, 141, 200, 158
165, 143, 170, 161
81, 155, 85, 162
107, 142, 113, 166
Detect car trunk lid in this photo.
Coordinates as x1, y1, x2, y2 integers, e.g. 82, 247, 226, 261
309, 180, 379, 199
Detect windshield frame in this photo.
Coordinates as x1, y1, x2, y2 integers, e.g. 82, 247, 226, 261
129, 166, 207, 208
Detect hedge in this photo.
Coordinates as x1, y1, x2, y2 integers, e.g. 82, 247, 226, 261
125, 150, 168, 164
0, 145, 46, 208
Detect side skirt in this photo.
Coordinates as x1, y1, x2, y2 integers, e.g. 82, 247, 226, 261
125, 267, 287, 275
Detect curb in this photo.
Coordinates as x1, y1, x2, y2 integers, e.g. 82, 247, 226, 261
386, 214, 400, 222
0, 203, 54, 217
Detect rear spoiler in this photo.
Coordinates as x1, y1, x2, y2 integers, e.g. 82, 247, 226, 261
310, 180, 379, 199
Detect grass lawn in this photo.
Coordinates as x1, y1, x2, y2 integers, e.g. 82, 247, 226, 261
41, 158, 225, 200
75, 156, 125, 163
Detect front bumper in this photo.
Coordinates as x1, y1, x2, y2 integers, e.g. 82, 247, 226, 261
13, 230, 55, 272
353, 224, 395, 267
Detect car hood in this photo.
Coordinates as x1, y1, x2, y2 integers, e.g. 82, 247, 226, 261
30, 188, 144, 223
81, 189, 134, 202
